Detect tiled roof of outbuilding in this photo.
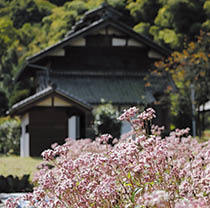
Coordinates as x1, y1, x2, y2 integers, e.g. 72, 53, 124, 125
10, 86, 92, 115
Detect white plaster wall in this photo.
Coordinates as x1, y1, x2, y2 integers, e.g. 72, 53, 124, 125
107, 27, 124, 36
69, 38, 86, 46
20, 113, 30, 157
36, 97, 51, 106
54, 96, 72, 106
36, 96, 72, 107
48, 48, 65, 56
112, 38, 126, 46
91, 29, 106, 35
148, 50, 163, 59
127, 39, 144, 47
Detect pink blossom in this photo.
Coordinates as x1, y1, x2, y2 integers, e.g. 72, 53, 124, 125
41, 149, 55, 161
118, 106, 139, 121
7, 107, 210, 208
97, 134, 112, 144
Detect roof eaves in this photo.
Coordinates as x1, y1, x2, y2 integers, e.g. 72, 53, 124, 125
10, 86, 54, 115
26, 16, 171, 64
15, 64, 50, 82
109, 20, 172, 56
10, 86, 92, 115
27, 18, 107, 63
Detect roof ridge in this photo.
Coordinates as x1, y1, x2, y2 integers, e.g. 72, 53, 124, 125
38, 70, 147, 77
70, 3, 123, 32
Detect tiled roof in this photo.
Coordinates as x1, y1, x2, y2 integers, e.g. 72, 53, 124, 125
11, 73, 172, 115
10, 86, 92, 115
49, 75, 157, 105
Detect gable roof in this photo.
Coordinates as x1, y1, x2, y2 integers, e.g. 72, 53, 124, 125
15, 4, 172, 82
25, 5, 171, 64
10, 85, 92, 115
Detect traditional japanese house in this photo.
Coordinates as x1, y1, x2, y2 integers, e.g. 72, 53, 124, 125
11, 4, 173, 157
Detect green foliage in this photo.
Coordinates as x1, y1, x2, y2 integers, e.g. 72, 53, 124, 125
127, 0, 161, 23
158, 29, 182, 49
9, 0, 51, 29
154, 32, 210, 132
18, 23, 35, 46
0, 18, 17, 58
9, 89, 30, 107
170, 93, 192, 130
35, 0, 56, 11
0, 117, 21, 155
134, 22, 151, 36
154, 6, 173, 28
0, 89, 8, 116
168, 0, 205, 35
202, 19, 210, 31
48, 0, 70, 6
204, 0, 210, 18
0, 17, 18, 96
93, 102, 121, 140
64, 1, 88, 15
85, 0, 104, 9
150, 0, 206, 49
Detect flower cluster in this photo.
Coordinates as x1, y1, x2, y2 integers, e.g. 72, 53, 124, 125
118, 106, 139, 121
6, 107, 210, 208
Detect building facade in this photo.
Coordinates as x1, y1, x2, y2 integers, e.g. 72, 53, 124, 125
11, 4, 172, 156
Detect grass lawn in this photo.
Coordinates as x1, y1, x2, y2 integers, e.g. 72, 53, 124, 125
0, 155, 42, 181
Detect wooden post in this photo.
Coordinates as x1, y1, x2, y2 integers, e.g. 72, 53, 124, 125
191, 84, 196, 137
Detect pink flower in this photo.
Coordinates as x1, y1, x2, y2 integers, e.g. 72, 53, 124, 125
5, 198, 18, 208
118, 106, 139, 121
7, 107, 209, 208
41, 149, 55, 161
98, 134, 112, 144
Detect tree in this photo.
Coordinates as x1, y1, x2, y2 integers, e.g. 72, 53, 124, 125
9, 0, 51, 29
0, 18, 18, 96
153, 32, 210, 134
129, 0, 207, 50
0, 89, 8, 116
127, 0, 161, 24
48, 0, 70, 6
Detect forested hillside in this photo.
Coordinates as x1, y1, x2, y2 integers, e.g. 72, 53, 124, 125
0, 0, 209, 114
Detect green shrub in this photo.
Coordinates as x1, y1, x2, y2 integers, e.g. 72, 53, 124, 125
93, 102, 121, 141
0, 117, 21, 155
